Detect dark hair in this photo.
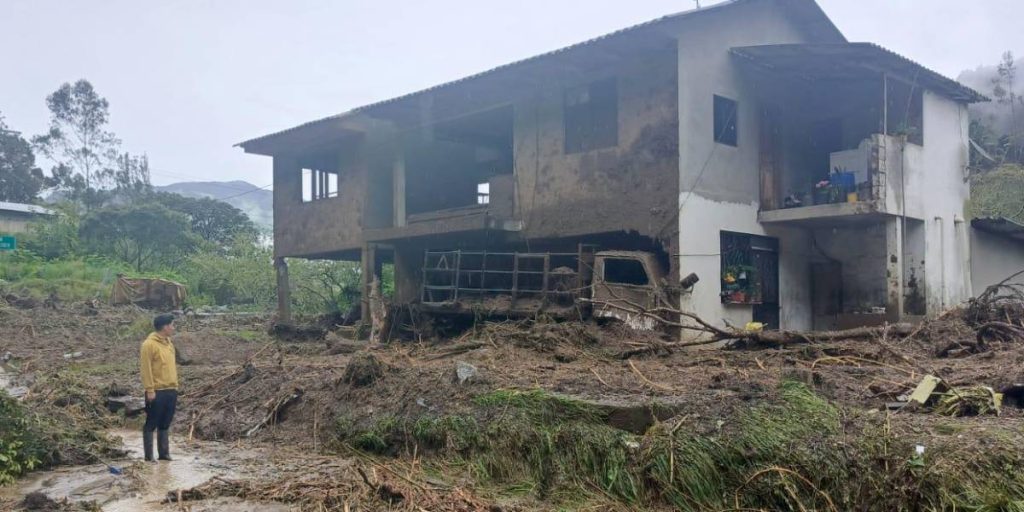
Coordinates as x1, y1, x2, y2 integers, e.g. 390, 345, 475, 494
153, 314, 175, 332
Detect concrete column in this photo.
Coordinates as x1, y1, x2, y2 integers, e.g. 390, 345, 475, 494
274, 257, 291, 324
393, 243, 422, 304
885, 218, 904, 320
393, 154, 406, 227
360, 243, 378, 322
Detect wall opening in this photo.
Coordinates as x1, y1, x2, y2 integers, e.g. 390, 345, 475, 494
603, 258, 649, 286
713, 94, 738, 146
886, 79, 924, 145
405, 105, 513, 216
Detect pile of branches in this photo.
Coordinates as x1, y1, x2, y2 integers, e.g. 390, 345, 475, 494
944, 270, 1024, 356
173, 459, 491, 512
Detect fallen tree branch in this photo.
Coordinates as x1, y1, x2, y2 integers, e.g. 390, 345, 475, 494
592, 298, 913, 351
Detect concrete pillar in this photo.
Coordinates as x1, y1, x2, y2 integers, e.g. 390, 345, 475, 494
885, 218, 904, 320
393, 243, 422, 305
274, 257, 291, 324
393, 154, 406, 227
360, 243, 378, 322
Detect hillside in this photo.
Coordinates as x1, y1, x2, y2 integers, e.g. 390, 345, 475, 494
156, 180, 272, 229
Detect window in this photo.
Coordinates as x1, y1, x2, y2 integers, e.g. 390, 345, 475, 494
477, 182, 490, 205
713, 95, 738, 146
720, 231, 778, 304
564, 78, 618, 154
301, 168, 338, 202
603, 258, 649, 286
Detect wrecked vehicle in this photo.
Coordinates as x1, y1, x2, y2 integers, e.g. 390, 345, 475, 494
419, 247, 677, 329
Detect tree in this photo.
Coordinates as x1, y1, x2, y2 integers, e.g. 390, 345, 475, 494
988, 52, 1024, 165
152, 192, 258, 246
79, 204, 197, 271
32, 80, 121, 195
0, 113, 46, 203
112, 152, 152, 198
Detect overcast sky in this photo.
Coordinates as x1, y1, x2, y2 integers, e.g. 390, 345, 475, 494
1, 0, 1020, 191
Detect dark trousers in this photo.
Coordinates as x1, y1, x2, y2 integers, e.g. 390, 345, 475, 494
143, 389, 178, 432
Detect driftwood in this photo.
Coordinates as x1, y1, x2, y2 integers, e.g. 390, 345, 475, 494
245, 387, 304, 437
590, 299, 914, 358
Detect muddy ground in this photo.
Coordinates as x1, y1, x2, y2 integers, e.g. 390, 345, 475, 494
1, 294, 1023, 511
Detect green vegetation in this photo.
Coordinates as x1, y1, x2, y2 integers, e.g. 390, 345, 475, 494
0, 386, 118, 485
333, 383, 1024, 510
967, 164, 1024, 223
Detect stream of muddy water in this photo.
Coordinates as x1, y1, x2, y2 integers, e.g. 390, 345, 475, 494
3, 428, 294, 511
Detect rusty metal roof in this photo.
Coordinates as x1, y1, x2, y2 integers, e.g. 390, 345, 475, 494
237, 0, 843, 152
730, 43, 988, 103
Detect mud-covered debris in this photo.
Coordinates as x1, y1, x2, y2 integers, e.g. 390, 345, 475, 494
3, 293, 39, 309
269, 322, 327, 341
341, 352, 385, 387
106, 396, 146, 417
454, 361, 478, 385
18, 492, 96, 511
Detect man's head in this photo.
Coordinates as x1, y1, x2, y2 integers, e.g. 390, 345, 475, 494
153, 314, 175, 336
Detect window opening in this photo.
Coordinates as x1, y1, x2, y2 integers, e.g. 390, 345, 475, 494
720, 231, 778, 304
714, 95, 738, 146
301, 168, 338, 202
603, 258, 649, 286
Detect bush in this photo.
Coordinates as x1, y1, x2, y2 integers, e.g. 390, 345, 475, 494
0, 393, 44, 484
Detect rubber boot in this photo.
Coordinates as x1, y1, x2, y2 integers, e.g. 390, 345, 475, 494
143, 430, 156, 462
157, 429, 172, 461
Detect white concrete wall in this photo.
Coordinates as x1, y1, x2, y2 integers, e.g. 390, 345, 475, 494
674, 0, 823, 333
900, 93, 971, 313
970, 229, 1024, 294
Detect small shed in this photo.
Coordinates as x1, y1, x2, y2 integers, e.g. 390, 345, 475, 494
0, 201, 55, 235
971, 217, 1024, 292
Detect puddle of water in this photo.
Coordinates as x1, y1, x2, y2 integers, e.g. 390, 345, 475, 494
3, 429, 293, 511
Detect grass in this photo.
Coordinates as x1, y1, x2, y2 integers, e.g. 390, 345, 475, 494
334, 382, 1024, 511
0, 252, 130, 301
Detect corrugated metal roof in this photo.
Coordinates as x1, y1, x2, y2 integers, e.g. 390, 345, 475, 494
0, 201, 56, 216
972, 217, 1024, 242
238, 0, 843, 151
730, 43, 988, 103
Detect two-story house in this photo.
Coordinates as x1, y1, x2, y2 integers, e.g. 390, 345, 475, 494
239, 0, 986, 333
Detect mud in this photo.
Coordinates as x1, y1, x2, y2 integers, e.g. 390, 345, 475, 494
2, 299, 1024, 510
2, 429, 291, 512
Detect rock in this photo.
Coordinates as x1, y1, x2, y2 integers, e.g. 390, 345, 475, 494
107, 396, 146, 417
341, 352, 385, 387
455, 361, 478, 385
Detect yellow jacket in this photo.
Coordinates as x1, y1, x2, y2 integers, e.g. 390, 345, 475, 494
140, 332, 178, 392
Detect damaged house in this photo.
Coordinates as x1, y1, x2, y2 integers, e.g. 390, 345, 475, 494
239, 0, 987, 333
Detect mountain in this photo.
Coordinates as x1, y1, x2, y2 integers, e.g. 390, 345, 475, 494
156, 180, 272, 229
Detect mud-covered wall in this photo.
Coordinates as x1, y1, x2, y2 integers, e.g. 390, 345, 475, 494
272, 145, 369, 259
511, 49, 679, 254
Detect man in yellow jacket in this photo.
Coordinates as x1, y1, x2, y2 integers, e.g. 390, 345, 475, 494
140, 314, 179, 461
